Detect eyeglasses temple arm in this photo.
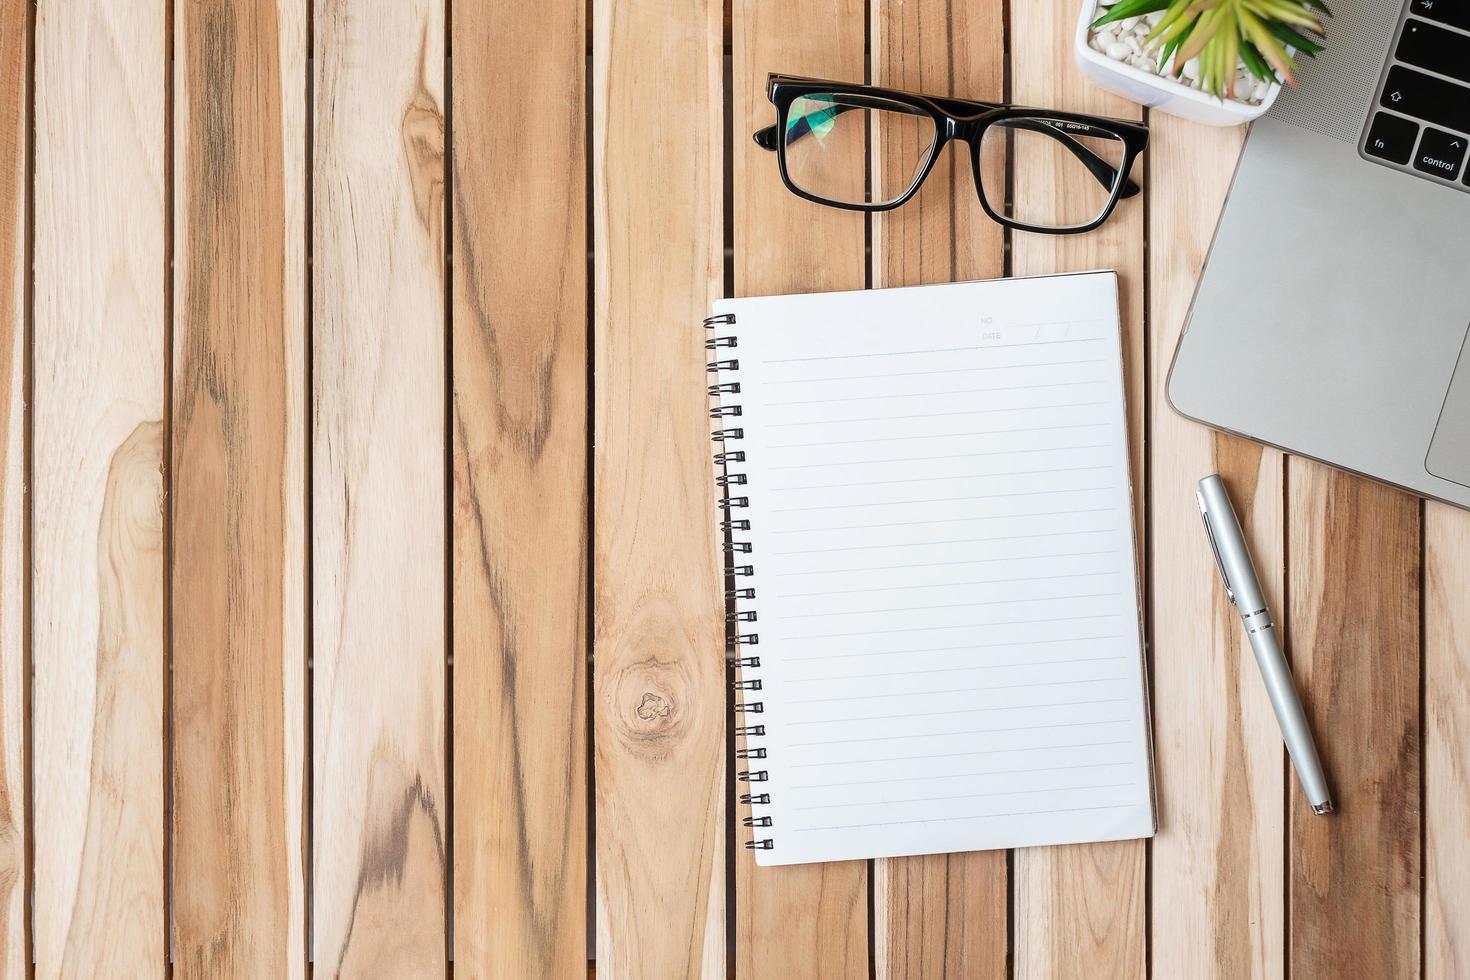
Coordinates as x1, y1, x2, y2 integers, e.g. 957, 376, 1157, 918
1006, 118, 1142, 199
753, 112, 1139, 198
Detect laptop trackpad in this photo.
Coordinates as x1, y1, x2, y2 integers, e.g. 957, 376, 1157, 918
1427, 324, 1470, 489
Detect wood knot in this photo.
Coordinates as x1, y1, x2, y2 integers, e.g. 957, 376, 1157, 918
103, 421, 165, 542
612, 657, 690, 747
400, 92, 444, 232
635, 692, 671, 720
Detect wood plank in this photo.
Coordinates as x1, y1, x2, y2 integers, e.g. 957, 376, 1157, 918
449, 0, 588, 974
311, 1, 447, 973
1008, 1, 1146, 976
171, 1, 306, 975
591, 0, 725, 974
31, 0, 167, 974
1287, 460, 1419, 979
1425, 501, 1470, 979
872, 0, 1006, 290
1147, 117, 1286, 979
868, 0, 1008, 975
730, 2, 868, 977
0, 0, 26, 974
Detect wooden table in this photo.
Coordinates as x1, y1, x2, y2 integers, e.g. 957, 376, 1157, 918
1, 0, 1465, 976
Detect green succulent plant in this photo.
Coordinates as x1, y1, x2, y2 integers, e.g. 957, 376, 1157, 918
1092, 0, 1330, 101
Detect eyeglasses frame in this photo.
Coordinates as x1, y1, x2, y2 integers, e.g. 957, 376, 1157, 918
754, 73, 1150, 235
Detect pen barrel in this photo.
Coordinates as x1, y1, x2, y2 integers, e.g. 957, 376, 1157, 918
1249, 623, 1332, 809
1197, 476, 1269, 614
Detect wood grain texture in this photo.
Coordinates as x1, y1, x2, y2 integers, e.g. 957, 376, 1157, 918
312, 1, 447, 973
1008, 2, 1146, 977
592, 0, 725, 975
32, 0, 167, 974
450, 0, 588, 974
1147, 115, 1285, 980
0, 1, 25, 975
731, 1, 868, 977
171, 1, 307, 975
1425, 502, 1470, 980
1287, 460, 1419, 979
871, 0, 1005, 291
869, 0, 1008, 974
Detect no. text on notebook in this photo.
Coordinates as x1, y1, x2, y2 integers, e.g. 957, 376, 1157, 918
708, 271, 1156, 866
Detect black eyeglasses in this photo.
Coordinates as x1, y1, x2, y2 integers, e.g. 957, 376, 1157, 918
754, 74, 1149, 235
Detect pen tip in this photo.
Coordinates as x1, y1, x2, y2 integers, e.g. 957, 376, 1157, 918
1311, 800, 1335, 815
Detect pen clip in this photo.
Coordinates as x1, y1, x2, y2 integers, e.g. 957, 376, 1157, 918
1196, 491, 1236, 605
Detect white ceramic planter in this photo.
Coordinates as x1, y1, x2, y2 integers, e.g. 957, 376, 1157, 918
1073, 0, 1283, 127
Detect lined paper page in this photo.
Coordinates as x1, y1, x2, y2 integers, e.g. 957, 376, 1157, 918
715, 272, 1154, 867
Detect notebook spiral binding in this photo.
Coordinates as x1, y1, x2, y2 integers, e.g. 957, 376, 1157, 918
705, 311, 773, 852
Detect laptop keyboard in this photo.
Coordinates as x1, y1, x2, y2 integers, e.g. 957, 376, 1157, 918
1362, 0, 1470, 190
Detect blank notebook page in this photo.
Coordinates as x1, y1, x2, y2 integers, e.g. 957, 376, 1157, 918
712, 271, 1155, 867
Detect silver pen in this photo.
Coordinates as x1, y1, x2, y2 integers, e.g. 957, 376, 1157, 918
1196, 474, 1334, 815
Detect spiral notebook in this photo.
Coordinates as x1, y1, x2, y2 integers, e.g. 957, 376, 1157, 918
709, 271, 1156, 866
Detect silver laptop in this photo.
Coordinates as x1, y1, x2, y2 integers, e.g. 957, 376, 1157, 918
1168, 0, 1470, 508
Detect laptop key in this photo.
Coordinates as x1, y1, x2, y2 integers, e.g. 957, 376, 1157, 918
1414, 127, 1467, 179
1381, 66, 1470, 134
1365, 111, 1420, 164
1408, 0, 1470, 31
1397, 19, 1470, 86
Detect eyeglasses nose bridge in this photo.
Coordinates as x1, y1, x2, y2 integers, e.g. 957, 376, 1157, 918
948, 115, 984, 146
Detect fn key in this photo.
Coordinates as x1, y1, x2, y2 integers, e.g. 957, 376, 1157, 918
1365, 112, 1419, 165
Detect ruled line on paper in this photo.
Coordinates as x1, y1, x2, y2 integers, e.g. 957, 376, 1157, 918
771, 530, 1117, 558
775, 569, 1115, 600
761, 330, 1107, 364
795, 759, 1133, 789
793, 782, 1134, 812
787, 732, 1133, 757
786, 655, 1128, 684
769, 422, 1110, 450
772, 487, 1115, 514
772, 466, 1111, 494
773, 550, 1119, 577
786, 634, 1123, 663
764, 357, 1105, 387
794, 802, 1134, 833
770, 379, 1105, 405
784, 696, 1131, 726
769, 507, 1116, 536
779, 591, 1123, 621
787, 675, 1128, 705
767, 445, 1111, 470
784, 612, 1124, 641
765, 401, 1111, 428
